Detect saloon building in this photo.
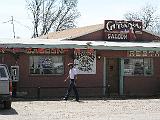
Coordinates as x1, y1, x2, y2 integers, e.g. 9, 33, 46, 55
1, 20, 160, 98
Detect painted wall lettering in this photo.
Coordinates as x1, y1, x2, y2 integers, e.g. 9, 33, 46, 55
128, 51, 160, 57
26, 48, 64, 54
0, 48, 66, 55
107, 33, 127, 40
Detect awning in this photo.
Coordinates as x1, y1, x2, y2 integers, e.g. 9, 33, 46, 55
0, 38, 160, 51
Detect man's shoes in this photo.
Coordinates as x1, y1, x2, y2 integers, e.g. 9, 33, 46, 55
76, 100, 80, 102
63, 98, 67, 101
72, 99, 80, 102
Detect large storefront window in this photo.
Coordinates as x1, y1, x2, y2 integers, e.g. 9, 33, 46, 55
29, 56, 64, 75
124, 58, 153, 76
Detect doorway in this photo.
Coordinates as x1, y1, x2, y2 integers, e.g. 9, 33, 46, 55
106, 58, 119, 96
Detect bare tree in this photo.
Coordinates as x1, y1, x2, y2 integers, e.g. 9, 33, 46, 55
124, 4, 160, 34
26, 0, 80, 38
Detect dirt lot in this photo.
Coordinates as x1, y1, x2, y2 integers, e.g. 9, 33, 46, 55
0, 98, 160, 120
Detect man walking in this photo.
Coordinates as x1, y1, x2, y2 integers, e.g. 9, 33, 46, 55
63, 63, 79, 102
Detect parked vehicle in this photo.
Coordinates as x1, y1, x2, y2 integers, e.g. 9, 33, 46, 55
0, 64, 12, 109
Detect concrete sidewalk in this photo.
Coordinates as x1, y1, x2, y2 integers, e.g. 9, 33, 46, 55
0, 99, 160, 120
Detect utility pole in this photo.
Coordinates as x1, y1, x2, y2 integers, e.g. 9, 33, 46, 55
11, 16, 16, 38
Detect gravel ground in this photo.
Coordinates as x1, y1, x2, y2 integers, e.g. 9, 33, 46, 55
0, 98, 160, 120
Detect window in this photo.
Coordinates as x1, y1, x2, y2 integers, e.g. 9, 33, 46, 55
0, 67, 7, 78
124, 58, 153, 76
29, 56, 64, 75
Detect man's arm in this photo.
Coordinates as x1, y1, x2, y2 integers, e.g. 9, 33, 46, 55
64, 75, 69, 82
74, 68, 78, 80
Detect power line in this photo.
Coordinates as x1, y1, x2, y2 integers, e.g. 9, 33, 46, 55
2, 16, 15, 38
14, 20, 32, 30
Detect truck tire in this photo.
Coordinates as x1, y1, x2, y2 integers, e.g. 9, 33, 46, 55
4, 101, 11, 109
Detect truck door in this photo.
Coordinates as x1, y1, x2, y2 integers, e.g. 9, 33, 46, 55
0, 65, 10, 94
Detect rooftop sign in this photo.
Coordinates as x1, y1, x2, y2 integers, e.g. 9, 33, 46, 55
104, 20, 142, 41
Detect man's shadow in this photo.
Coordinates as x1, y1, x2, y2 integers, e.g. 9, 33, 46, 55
0, 108, 18, 115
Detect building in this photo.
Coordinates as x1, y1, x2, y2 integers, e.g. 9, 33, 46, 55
1, 20, 160, 98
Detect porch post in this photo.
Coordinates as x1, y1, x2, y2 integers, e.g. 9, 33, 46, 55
119, 58, 124, 95
103, 57, 106, 96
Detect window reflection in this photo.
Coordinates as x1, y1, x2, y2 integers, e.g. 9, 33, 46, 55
29, 56, 64, 75
124, 58, 153, 76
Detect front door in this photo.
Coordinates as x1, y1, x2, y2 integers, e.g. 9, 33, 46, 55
106, 58, 119, 96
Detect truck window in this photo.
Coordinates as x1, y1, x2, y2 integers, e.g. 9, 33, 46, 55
0, 67, 7, 78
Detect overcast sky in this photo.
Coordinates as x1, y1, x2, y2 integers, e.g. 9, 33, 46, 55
0, 0, 160, 38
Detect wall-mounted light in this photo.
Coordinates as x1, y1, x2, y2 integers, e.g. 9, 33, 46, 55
97, 55, 101, 60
